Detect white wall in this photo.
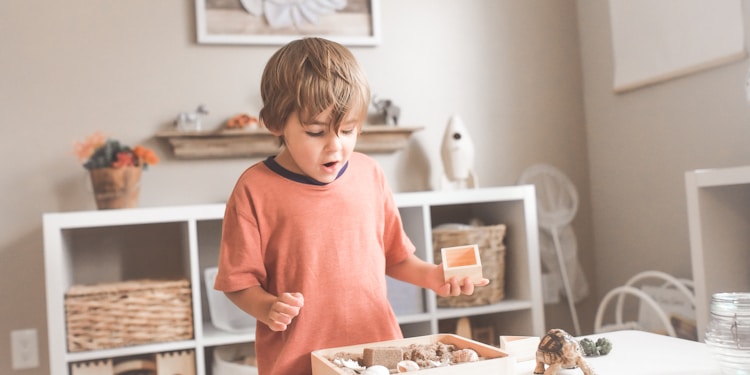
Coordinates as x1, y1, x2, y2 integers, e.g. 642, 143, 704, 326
0, 1, 590, 373
577, 0, 750, 312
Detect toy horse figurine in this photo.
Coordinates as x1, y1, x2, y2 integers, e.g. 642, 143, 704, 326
371, 96, 401, 125
534, 329, 596, 375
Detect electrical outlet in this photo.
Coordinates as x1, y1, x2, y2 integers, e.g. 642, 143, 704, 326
11, 329, 39, 370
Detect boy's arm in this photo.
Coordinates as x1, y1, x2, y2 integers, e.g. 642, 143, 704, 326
386, 253, 489, 297
225, 285, 304, 332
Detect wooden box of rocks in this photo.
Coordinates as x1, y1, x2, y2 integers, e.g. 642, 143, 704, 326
311, 334, 515, 375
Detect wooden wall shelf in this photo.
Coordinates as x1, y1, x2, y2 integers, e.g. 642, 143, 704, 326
155, 125, 423, 159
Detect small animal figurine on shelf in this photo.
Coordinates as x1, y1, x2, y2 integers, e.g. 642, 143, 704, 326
371, 96, 401, 125
534, 329, 596, 375
175, 104, 209, 132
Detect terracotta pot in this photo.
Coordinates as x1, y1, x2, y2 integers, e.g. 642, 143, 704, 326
89, 166, 142, 209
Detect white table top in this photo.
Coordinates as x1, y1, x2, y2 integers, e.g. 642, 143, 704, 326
514, 330, 722, 375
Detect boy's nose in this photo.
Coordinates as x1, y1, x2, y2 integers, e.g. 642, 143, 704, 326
325, 133, 343, 151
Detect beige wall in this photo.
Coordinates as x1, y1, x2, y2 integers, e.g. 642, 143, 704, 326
0, 1, 591, 373
577, 0, 750, 314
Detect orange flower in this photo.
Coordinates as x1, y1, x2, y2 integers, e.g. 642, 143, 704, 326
74, 132, 159, 170
73, 131, 107, 162
112, 152, 135, 168
226, 113, 259, 129
133, 145, 160, 166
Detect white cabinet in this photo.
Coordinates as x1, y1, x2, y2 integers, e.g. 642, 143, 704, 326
685, 166, 750, 342
43, 186, 544, 375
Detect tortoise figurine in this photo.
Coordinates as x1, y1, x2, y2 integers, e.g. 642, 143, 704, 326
534, 329, 596, 375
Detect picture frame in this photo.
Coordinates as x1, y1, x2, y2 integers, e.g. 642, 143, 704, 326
195, 0, 381, 46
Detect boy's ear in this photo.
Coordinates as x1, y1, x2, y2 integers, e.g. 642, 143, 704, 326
264, 119, 285, 137
267, 126, 283, 137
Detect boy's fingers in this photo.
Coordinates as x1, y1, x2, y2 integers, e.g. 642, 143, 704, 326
280, 292, 305, 307
449, 277, 462, 296
270, 308, 293, 324
461, 277, 475, 295
278, 301, 302, 317
475, 278, 490, 286
268, 320, 288, 332
436, 283, 451, 297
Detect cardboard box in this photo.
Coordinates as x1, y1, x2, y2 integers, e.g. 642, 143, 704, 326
311, 334, 515, 375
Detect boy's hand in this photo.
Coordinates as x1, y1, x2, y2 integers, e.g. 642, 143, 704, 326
267, 292, 304, 331
436, 276, 490, 297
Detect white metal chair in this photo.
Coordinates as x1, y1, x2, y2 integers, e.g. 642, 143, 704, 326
594, 270, 695, 338
518, 163, 584, 335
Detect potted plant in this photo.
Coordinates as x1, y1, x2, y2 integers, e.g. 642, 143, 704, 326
74, 132, 159, 209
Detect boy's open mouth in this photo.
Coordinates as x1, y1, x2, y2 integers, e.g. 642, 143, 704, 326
324, 161, 336, 167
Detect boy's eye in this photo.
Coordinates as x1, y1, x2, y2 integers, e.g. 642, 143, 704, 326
340, 128, 355, 135
306, 131, 325, 137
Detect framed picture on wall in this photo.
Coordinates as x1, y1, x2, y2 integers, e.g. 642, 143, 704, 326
195, 0, 381, 46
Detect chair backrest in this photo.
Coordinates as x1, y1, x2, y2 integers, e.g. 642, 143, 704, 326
517, 164, 578, 230
594, 270, 695, 338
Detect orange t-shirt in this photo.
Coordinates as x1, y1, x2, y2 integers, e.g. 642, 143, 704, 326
215, 152, 415, 375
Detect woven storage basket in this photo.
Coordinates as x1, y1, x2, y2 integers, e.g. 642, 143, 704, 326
65, 279, 193, 352
433, 224, 506, 307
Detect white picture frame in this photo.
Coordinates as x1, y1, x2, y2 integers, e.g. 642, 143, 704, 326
195, 0, 381, 47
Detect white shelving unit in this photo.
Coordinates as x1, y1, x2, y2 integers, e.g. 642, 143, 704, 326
43, 186, 544, 375
685, 165, 750, 342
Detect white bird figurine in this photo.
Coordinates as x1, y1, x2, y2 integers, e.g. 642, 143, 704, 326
440, 114, 478, 190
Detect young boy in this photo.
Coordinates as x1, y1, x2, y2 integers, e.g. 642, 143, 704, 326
214, 37, 488, 375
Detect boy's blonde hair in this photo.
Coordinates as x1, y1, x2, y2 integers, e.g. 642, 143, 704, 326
259, 37, 370, 137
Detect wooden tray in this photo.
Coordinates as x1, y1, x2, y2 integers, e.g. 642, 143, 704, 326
311, 334, 515, 375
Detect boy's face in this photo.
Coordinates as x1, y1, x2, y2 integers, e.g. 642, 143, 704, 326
270, 106, 360, 184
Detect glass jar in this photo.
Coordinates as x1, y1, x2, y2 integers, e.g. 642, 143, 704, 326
705, 292, 750, 374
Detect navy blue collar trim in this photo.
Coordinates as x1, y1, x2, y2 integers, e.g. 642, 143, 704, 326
263, 156, 348, 185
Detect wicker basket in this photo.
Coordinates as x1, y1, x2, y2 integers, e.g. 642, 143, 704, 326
433, 224, 506, 307
65, 279, 193, 352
